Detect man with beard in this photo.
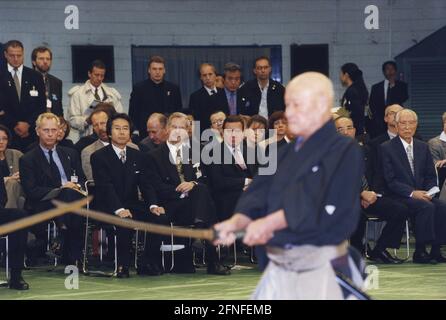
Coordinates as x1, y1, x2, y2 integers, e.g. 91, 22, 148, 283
31, 46, 63, 116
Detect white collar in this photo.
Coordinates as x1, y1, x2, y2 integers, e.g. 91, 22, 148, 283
399, 136, 413, 150
89, 81, 102, 93
111, 143, 126, 158
384, 79, 389, 87
8, 64, 23, 74
387, 130, 397, 139
225, 142, 242, 153
204, 86, 217, 96
99, 140, 109, 146
440, 131, 446, 143
258, 80, 269, 91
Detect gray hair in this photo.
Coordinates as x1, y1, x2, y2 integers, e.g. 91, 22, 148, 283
395, 109, 418, 123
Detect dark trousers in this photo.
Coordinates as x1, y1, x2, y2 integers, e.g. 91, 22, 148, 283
31, 188, 85, 262
0, 208, 27, 270
164, 183, 220, 264
350, 197, 409, 251
115, 205, 170, 268
395, 197, 446, 245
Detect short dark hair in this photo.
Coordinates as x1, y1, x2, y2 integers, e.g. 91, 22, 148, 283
89, 59, 106, 72
223, 115, 245, 131
31, 46, 52, 61
4, 40, 24, 52
223, 62, 241, 75
148, 55, 165, 68
87, 103, 117, 125
382, 60, 397, 73
268, 111, 286, 130
106, 113, 133, 138
0, 124, 12, 146
247, 115, 268, 129
254, 56, 271, 68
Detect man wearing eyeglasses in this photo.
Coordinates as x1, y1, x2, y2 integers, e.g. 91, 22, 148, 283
208, 111, 226, 144
335, 116, 408, 264
381, 109, 446, 263
238, 56, 285, 118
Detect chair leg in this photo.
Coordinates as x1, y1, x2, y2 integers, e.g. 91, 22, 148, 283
82, 216, 90, 273
134, 230, 139, 269
364, 220, 369, 257
113, 229, 118, 274
405, 220, 410, 259
5, 236, 9, 280
170, 224, 175, 272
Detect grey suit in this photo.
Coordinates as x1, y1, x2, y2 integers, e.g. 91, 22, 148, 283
4, 148, 25, 208
81, 140, 139, 181
428, 136, 446, 163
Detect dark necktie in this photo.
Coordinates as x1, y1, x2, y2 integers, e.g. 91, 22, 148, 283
44, 74, 50, 98
385, 82, 392, 105
210, 89, 216, 95
48, 149, 62, 187
13, 68, 21, 101
361, 176, 370, 191
94, 87, 101, 101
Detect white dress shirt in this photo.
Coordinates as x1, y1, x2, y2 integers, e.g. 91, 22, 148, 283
204, 86, 218, 96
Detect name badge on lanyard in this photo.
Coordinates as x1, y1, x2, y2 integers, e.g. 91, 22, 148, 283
71, 170, 78, 183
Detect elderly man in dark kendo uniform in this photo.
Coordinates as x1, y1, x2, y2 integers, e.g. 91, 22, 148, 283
215, 72, 366, 300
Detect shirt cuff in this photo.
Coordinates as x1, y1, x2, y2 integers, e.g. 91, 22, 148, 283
244, 178, 250, 186
115, 208, 125, 215
149, 205, 158, 210
409, 192, 413, 198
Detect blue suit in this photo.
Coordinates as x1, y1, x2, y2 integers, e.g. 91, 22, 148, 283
381, 137, 446, 244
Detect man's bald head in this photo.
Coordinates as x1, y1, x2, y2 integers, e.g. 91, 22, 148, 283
285, 72, 334, 139
146, 112, 168, 145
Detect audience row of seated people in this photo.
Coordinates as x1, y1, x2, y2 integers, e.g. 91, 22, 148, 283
334, 106, 446, 264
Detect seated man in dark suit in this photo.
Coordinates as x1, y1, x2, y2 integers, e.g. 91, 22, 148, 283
238, 56, 285, 118
0, 172, 29, 290
91, 113, 167, 278
206, 115, 258, 221
146, 112, 230, 275
189, 63, 229, 133
19, 113, 86, 266
335, 116, 409, 264
381, 109, 446, 263
369, 61, 409, 138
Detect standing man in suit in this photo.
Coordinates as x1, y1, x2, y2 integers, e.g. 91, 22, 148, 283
206, 115, 257, 221
428, 112, 446, 190
381, 109, 446, 263
369, 61, 409, 137
146, 112, 230, 275
138, 113, 168, 153
238, 56, 285, 118
189, 63, 229, 134
215, 72, 364, 299
0, 40, 46, 152
91, 113, 167, 278
129, 56, 182, 139
223, 62, 243, 115
19, 113, 86, 266
0, 172, 29, 290
67, 60, 123, 141
31, 46, 63, 116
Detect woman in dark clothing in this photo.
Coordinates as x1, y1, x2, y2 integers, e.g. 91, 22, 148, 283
340, 63, 369, 137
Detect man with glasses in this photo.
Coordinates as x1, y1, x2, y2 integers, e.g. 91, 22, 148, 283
239, 56, 285, 118
381, 109, 446, 263
335, 116, 408, 264
208, 111, 226, 144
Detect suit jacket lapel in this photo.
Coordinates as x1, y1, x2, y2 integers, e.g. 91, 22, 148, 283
161, 143, 181, 184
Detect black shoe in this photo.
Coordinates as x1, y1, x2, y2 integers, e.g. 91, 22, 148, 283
9, 277, 29, 290
413, 251, 437, 264
138, 263, 163, 276
430, 251, 446, 263
369, 249, 404, 264
116, 266, 130, 278
207, 263, 231, 275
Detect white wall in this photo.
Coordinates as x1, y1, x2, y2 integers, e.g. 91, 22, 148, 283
1, 0, 445, 113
